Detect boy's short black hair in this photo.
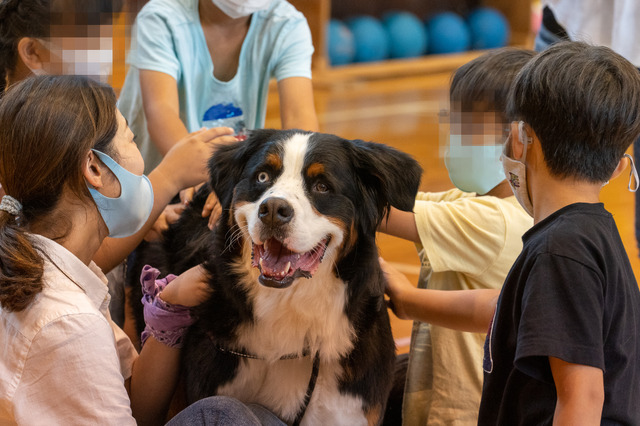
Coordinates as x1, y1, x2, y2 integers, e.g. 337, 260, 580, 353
507, 41, 640, 182
450, 47, 536, 120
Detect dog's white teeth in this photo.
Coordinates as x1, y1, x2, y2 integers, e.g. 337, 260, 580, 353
259, 258, 264, 270
264, 240, 269, 251
285, 261, 291, 273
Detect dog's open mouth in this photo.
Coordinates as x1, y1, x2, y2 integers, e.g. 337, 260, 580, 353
251, 237, 329, 288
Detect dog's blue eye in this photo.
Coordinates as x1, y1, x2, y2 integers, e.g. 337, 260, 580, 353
257, 172, 270, 183
314, 182, 329, 193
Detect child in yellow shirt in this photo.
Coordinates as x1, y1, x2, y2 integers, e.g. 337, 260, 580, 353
379, 48, 534, 425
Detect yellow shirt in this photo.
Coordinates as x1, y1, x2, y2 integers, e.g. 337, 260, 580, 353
403, 188, 532, 426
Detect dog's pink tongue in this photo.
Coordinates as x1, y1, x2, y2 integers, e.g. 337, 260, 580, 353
261, 239, 296, 274
252, 238, 326, 279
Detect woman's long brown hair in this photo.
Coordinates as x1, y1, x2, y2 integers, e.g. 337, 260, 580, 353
0, 75, 118, 312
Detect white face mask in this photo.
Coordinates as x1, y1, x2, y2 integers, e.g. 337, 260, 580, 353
59, 48, 113, 84
500, 121, 534, 217
28, 66, 48, 76
211, 0, 272, 19
31, 38, 113, 84
623, 153, 639, 192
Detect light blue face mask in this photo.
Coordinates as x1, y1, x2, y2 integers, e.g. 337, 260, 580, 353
444, 134, 506, 195
87, 150, 154, 238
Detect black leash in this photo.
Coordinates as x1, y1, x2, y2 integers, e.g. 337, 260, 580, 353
293, 352, 320, 426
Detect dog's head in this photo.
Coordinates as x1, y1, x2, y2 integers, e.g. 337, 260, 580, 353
209, 129, 422, 289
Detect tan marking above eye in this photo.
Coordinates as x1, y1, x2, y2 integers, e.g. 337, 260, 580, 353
307, 162, 325, 178
265, 153, 282, 170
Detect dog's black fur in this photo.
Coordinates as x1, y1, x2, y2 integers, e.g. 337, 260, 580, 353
128, 129, 422, 424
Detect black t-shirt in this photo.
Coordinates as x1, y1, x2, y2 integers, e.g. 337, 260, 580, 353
478, 203, 640, 425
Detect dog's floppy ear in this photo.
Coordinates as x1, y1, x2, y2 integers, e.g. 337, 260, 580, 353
208, 129, 280, 207
348, 140, 423, 230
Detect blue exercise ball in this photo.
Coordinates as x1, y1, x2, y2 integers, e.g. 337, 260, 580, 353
425, 12, 471, 54
345, 15, 390, 62
382, 11, 428, 59
327, 19, 355, 65
467, 7, 510, 49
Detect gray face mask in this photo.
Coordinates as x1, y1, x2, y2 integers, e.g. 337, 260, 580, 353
87, 150, 154, 238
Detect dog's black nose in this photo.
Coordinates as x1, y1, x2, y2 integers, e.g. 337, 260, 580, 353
259, 197, 294, 227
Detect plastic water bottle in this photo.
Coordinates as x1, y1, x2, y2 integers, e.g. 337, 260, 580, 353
202, 102, 248, 140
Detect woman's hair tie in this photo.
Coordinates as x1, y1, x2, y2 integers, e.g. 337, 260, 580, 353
0, 195, 22, 216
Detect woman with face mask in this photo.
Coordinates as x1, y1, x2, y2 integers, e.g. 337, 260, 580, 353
0, 76, 284, 425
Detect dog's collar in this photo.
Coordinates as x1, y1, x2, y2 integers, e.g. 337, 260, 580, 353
209, 336, 319, 424
214, 345, 310, 360
208, 332, 311, 360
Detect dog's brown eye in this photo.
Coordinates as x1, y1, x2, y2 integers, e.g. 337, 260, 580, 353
314, 182, 329, 193
257, 172, 270, 183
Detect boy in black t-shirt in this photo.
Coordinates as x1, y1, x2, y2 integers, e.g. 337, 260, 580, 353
382, 41, 640, 424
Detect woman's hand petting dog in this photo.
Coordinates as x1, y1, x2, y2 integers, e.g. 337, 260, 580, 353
159, 265, 212, 307
379, 257, 414, 321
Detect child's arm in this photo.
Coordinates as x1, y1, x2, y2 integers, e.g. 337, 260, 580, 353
139, 69, 190, 156
129, 265, 211, 425
378, 207, 421, 243
380, 257, 498, 333
278, 77, 319, 131
549, 357, 604, 425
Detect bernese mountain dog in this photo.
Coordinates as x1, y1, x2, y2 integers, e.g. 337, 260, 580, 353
129, 129, 422, 425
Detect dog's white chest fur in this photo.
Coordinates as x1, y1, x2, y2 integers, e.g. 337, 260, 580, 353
217, 357, 368, 425
217, 257, 366, 424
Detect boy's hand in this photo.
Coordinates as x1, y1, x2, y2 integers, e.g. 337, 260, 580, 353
379, 257, 414, 320
144, 203, 185, 242
180, 186, 223, 231
157, 127, 237, 194
202, 191, 222, 230
158, 265, 212, 307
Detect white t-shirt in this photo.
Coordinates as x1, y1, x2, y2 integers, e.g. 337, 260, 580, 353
545, 0, 640, 66
403, 189, 533, 426
117, 0, 314, 173
0, 234, 138, 425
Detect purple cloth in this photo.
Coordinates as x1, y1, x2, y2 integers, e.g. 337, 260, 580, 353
140, 265, 195, 348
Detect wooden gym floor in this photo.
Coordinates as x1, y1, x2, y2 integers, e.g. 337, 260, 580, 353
265, 70, 640, 354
